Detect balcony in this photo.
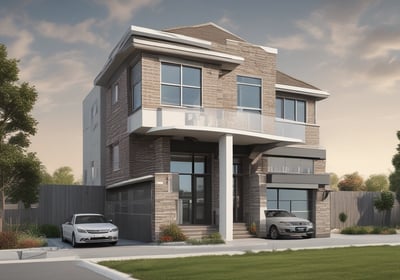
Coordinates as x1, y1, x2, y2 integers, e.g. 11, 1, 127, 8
128, 107, 306, 144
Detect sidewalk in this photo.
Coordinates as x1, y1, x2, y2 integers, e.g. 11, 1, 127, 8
0, 233, 399, 263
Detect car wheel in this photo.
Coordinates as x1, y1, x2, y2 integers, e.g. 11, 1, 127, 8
269, 226, 280, 240
72, 233, 78, 248
60, 228, 66, 242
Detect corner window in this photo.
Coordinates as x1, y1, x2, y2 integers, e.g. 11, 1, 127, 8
131, 61, 142, 111
161, 62, 201, 107
276, 97, 306, 123
112, 83, 119, 104
112, 144, 120, 171
237, 76, 262, 112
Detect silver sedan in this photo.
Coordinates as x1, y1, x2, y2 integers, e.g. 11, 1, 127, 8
61, 213, 118, 247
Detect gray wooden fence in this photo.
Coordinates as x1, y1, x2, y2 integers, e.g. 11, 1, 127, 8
4, 184, 105, 227
330, 191, 400, 229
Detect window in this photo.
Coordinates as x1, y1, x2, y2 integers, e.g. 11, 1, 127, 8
237, 76, 262, 112
267, 157, 313, 174
131, 61, 142, 111
267, 188, 311, 220
112, 144, 120, 171
112, 83, 119, 104
276, 97, 306, 122
90, 161, 96, 181
161, 62, 201, 107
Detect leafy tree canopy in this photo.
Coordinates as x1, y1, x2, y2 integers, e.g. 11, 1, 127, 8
365, 174, 389, 192
389, 131, 400, 201
338, 172, 365, 191
0, 44, 41, 214
40, 166, 79, 185
330, 173, 339, 191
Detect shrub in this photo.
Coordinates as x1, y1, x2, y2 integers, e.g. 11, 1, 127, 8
339, 212, 348, 223
17, 232, 47, 248
341, 226, 397, 235
0, 231, 18, 249
187, 232, 225, 245
159, 223, 186, 242
39, 224, 60, 238
248, 222, 257, 235
341, 226, 369, 234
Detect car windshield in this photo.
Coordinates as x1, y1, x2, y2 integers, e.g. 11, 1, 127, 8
75, 215, 108, 224
267, 211, 296, 217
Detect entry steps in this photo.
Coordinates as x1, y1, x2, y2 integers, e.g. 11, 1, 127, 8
179, 223, 255, 240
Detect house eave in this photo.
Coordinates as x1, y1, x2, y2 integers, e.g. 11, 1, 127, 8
276, 83, 330, 100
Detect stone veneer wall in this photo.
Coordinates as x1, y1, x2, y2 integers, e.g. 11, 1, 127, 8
315, 190, 331, 237
153, 173, 179, 241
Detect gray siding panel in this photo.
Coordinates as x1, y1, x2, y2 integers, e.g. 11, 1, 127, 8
4, 185, 105, 227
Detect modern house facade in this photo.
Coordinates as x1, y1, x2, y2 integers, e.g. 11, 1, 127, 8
83, 23, 330, 242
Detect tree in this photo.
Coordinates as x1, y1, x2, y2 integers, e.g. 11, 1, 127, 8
0, 44, 41, 231
389, 131, 400, 201
52, 166, 76, 185
330, 173, 339, 191
365, 174, 389, 192
338, 172, 365, 191
374, 191, 394, 226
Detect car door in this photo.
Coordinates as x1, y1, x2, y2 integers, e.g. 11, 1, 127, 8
63, 216, 74, 241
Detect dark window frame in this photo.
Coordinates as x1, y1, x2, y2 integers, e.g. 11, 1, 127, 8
161, 62, 202, 107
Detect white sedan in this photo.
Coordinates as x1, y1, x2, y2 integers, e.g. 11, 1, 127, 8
265, 209, 314, 239
61, 213, 118, 247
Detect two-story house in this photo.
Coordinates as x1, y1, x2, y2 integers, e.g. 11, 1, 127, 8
83, 23, 330, 242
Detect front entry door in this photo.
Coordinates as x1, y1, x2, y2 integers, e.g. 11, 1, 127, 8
180, 175, 209, 224
233, 175, 243, 222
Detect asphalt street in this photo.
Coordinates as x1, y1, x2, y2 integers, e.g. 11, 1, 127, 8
0, 233, 399, 280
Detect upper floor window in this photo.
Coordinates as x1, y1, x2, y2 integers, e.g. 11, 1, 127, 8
237, 76, 262, 113
161, 62, 201, 107
112, 144, 120, 171
276, 97, 306, 123
112, 83, 119, 104
131, 61, 142, 111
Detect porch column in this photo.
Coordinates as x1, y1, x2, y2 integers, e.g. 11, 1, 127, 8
219, 134, 233, 241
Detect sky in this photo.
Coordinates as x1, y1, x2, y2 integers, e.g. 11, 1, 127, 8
0, 0, 399, 180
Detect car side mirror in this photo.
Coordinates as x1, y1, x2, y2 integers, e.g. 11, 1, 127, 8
108, 219, 113, 223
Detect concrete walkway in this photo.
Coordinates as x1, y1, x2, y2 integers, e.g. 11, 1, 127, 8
1, 233, 399, 263
0, 234, 399, 280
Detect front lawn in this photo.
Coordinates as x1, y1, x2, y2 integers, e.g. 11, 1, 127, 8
100, 246, 400, 280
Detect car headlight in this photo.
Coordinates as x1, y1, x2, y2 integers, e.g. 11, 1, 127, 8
110, 227, 118, 232
77, 228, 87, 233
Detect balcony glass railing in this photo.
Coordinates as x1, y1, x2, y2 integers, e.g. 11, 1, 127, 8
130, 107, 306, 141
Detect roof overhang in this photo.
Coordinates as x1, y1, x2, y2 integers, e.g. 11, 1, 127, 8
95, 25, 243, 86
275, 84, 330, 100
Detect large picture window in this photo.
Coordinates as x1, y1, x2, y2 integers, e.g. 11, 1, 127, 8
276, 97, 306, 122
131, 61, 142, 111
161, 62, 201, 107
237, 76, 262, 112
267, 188, 311, 220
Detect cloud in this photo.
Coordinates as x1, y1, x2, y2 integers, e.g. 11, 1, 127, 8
0, 16, 34, 59
266, 34, 308, 50
217, 15, 239, 32
95, 0, 161, 24
36, 19, 110, 48
19, 51, 94, 112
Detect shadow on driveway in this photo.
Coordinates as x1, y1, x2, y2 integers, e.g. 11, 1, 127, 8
47, 238, 144, 249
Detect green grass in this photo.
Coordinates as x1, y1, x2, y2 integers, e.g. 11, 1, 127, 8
100, 246, 400, 280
